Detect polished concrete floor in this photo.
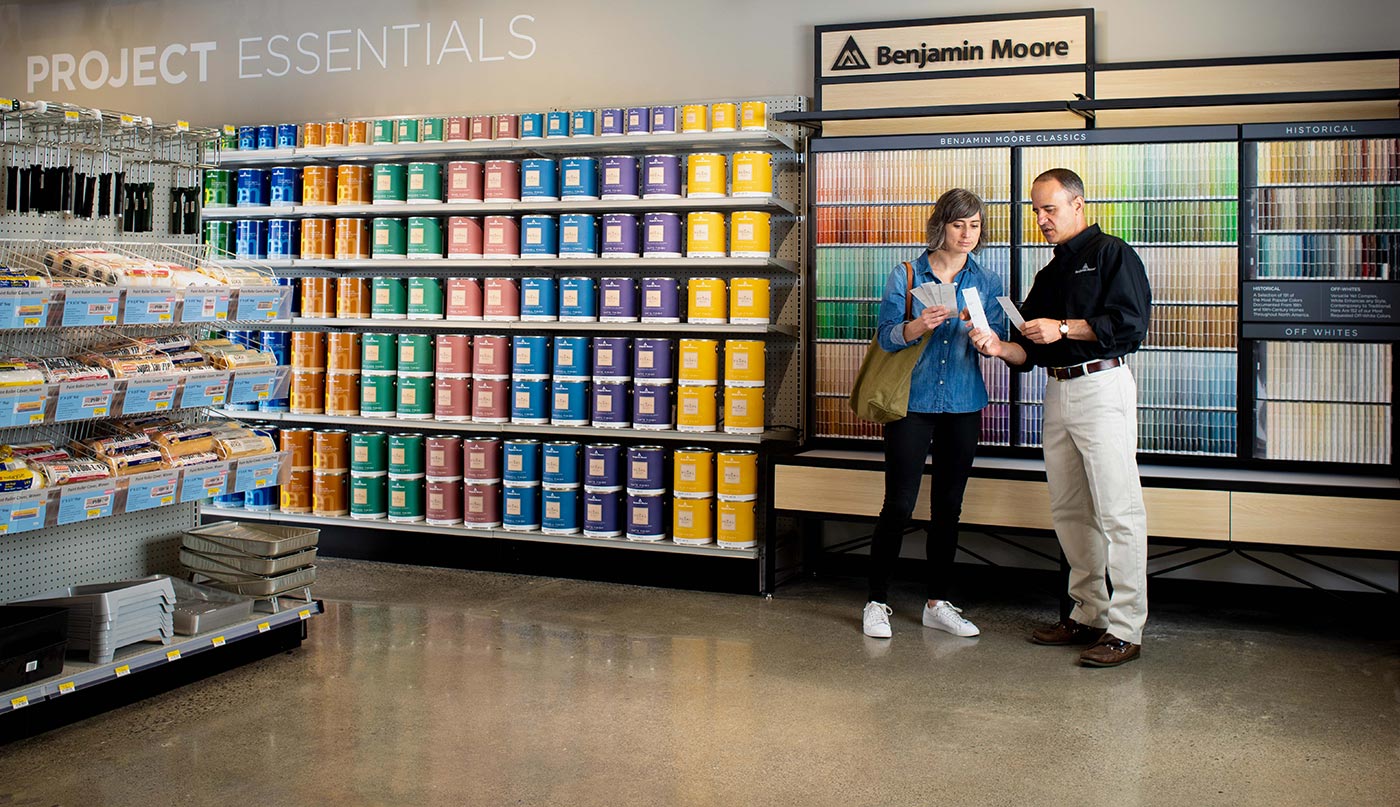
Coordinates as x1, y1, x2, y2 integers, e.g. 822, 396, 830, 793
1, 558, 1398, 806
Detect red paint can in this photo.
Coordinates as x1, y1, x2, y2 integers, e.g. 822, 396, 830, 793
426, 477, 464, 526
464, 482, 502, 527
435, 334, 473, 374
472, 334, 512, 375
426, 435, 464, 479
446, 163, 484, 203
445, 276, 483, 319
464, 437, 503, 483
434, 374, 473, 422
483, 277, 521, 320
484, 161, 520, 202
472, 376, 510, 423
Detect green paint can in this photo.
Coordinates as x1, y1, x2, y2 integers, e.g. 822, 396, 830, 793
396, 373, 435, 419
388, 432, 426, 475
372, 119, 397, 144
373, 163, 407, 204
204, 220, 233, 255
350, 431, 388, 473
372, 217, 407, 257
421, 118, 445, 142
350, 472, 387, 520
388, 473, 426, 522
362, 333, 399, 371
360, 371, 397, 415
407, 275, 445, 318
407, 163, 443, 203
396, 118, 420, 144
204, 169, 233, 208
406, 217, 442, 257
371, 277, 407, 319
396, 333, 434, 372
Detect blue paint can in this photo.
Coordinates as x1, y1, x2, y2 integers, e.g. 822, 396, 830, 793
570, 110, 596, 136
626, 446, 666, 494
640, 276, 682, 320
553, 336, 591, 378
510, 377, 549, 425
503, 439, 542, 484
270, 166, 301, 206
246, 485, 279, 511
502, 483, 541, 531
512, 334, 552, 376
213, 491, 246, 508
634, 338, 674, 382
260, 331, 291, 412
625, 107, 650, 135
591, 381, 631, 429
234, 219, 267, 259
558, 276, 597, 321
633, 381, 674, 430
546, 111, 570, 138
267, 218, 299, 260
276, 124, 299, 148
257, 125, 276, 150
520, 215, 559, 259
521, 158, 559, 201
541, 486, 581, 535
599, 108, 625, 136
237, 126, 257, 151
520, 112, 545, 139
550, 378, 590, 426
542, 441, 582, 486
592, 336, 631, 379
236, 168, 268, 207
520, 277, 559, 321
560, 157, 600, 200
601, 156, 640, 200
626, 492, 668, 541
583, 489, 622, 538
558, 216, 597, 259
584, 443, 622, 489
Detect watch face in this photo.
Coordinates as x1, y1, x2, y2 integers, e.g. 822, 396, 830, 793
1059, 322, 1070, 335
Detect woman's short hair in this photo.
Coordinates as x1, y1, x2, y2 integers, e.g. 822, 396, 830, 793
925, 188, 986, 253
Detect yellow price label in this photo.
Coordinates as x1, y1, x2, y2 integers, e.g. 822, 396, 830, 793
223, 125, 236, 136
57, 682, 75, 695
120, 113, 136, 126
114, 665, 131, 678
103, 315, 116, 324
298, 609, 312, 621
64, 110, 80, 121
0, 525, 8, 533
212, 636, 226, 647
160, 496, 173, 505
166, 649, 181, 662
22, 317, 38, 326
159, 313, 171, 321
86, 508, 102, 518
177, 120, 190, 132
257, 390, 269, 399
212, 395, 226, 405
0, 99, 12, 108
9, 695, 28, 709
257, 622, 271, 633
93, 407, 108, 417
155, 401, 170, 409
254, 478, 269, 488
28, 414, 43, 423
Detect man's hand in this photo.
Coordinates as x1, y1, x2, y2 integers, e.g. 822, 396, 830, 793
1020, 318, 1065, 344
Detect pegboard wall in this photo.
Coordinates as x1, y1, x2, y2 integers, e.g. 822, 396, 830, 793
0, 161, 196, 244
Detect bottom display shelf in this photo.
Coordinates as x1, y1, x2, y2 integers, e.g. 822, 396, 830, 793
201, 507, 761, 560
1, 599, 322, 717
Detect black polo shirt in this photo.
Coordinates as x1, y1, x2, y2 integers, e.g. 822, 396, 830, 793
1012, 224, 1152, 370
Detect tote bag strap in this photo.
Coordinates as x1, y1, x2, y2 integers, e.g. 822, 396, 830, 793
903, 261, 915, 321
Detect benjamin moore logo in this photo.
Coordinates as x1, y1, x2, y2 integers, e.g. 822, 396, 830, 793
831, 36, 871, 70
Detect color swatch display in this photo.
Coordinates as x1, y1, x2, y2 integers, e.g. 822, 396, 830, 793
1019, 143, 1239, 200
1254, 234, 1395, 280
1255, 402, 1391, 465
819, 247, 1012, 300
1254, 186, 1400, 232
816, 149, 1010, 203
1254, 341, 1393, 466
1255, 342, 1393, 404
816, 204, 1011, 244
1254, 138, 1399, 186
1019, 201, 1238, 245
1019, 246, 1237, 304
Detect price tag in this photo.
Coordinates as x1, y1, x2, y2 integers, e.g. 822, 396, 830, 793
125, 470, 179, 513
298, 609, 312, 620
120, 113, 136, 127
179, 462, 230, 502
211, 636, 226, 648
177, 120, 190, 132
257, 622, 271, 634
0, 497, 47, 535
234, 456, 282, 493
57, 481, 117, 525
122, 290, 178, 324
229, 368, 279, 404
54, 379, 116, 422
0, 288, 50, 328
166, 649, 181, 662
234, 288, 289, 322
61, 290, 119, 326
114, 665, 131, 678
223, 125, 236, 136
64, 110, 80, 122
179, 371, 231, 409
181, 289, 232, 323
121, 376, 179, 415
0, 386, 47, 428
57, 682, 75, 695
9, 695, 28, 709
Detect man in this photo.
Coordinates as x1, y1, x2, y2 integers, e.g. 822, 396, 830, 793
968, 168, 1151, 667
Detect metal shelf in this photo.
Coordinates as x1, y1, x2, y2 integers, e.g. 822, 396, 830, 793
1252, 181, 1400, 189
204, 196, 797, 219
212, 409, 797, 445
1, 601, 322, 716
276, 317, 797, 337
215, 257, 798, 273
202, 507, 760, 559
1254, 229, 1400, 235
213, 130, 799, 166
813, 200, 1013, 207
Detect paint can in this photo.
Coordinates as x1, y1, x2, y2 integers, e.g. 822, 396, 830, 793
511, 377, 549, 424
300, 165, 334, 206
396, 118, 420, 144
470, 115, 495, 140
434, 373, 472, 421
407, 276, 445, 318
625, 107, 650, 135
337, 165, 371, 204
282, 427, 315, 469
711, 102, 737, 132
673, 497, 715, 545
346, 120, 369, 145
673, 447, 714, 497
237, 168, 268, 207
426, 435, 464, 479
446, 161, 484, 203
687, 212, 727, 258
650, 106, 679, 134
677, 385, 718, 432
730, 213, 772, 259
717, 500, 757, 548
542, 441, 582, 486
520, 277, 559, 321
237, 126, 256, 150
687, 153, 727, 198
642, 155, 682, 199
520, 112, 544, 139
388, 474, 426, 523
425, 478, 462, 526
681, 104, 708, 133
397, 372, 435, 419
633, 382, 674, 430
421, 117, 445, 142
282, 468, 313, 514
599, 276, 638, 321
322, 120, 345, 146
360, 371, 397, 416
520, 215, 560, 259
312, 471, 348, 517
583, 489, 622, 538
373, 163, 407, 205
521, 158, 560, 201
302, 218, 334, 259
513, 334, 551, 376
234, 219, 266, 260
678, 339, 719, 383
268, 219, 299, 259
687, 278, 727, 324
270, 166, 301, 206
447, 216, 484, 259
484, 160, 521, 201
388, 433, 426, 475
473, 334, 511, 375
557, 276, 596, 321
627, 445, 667, 494
541, 487, 581, 535
728, 277, 770, 323
592, 336, 631, 379
559, 215, 598, 259
553, 336, 590, 378
465, 482, 503, 527
545, 111, 569, 138
571, 109, 597, 136
740, 100, 767, 131
717, 450, 759, 500
725, 339, 767, 385
446, 116, 469, 141
640, 277, 681, 321
560, 157, 600, 200
334, 218, 370, 259
397, 332, 434, 373
314, 428, 350, 472
495, 114, 520, 139
723, 386, 765, 434
336, 277, 370, 318
472, 376, 510, 423
731, 152, 774, 197
204, 169, 233, 209
600, 155, 639, 200
549, 378, 589, 426
464, 438, 503, 484
407, 162, 444, 203
361, 332, 397, 372
326, 332, 361, 372
204, 220, 233, 255
591, 381, 631, 428
290, 370, 325, 414
446, 277, 484, 319
635, 338, 674, 382
350, 431, 388, 474
372, 217, 407, 258
434, 334, 472, 374
483, 216, 521, 257
483, 277, 521, 321
599, 108, 625, 136
626, 493, 668, 542
584, 443, 622, 489
504, 439, 542, 484
502, 484, 540, 531
406, 217, 444, 260
371, 276, 407, 320
258, 125, 278, 149
601, 215, 641, 259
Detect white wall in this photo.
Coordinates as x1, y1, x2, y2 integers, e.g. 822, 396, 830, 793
2, 0, 1397, 124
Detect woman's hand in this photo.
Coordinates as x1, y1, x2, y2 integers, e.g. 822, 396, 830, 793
917, 304, 952, 333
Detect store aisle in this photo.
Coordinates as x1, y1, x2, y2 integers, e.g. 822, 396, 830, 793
1, 558, 1397, 806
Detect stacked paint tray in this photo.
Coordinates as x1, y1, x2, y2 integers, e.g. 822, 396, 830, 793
169, 578, 257, 636
14, 576, 177, 664
181, 522, 320, 601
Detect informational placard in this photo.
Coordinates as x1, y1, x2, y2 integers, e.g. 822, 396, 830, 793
0, 288, 50, 329
0, 386, 48, 428
180, 461, 231, 502
181, 288, 233, 323
1244, 282, 1398, 324
228, 367, 280, 404
121, 376, 180, 415
124, 469, 179, 513
121, 290, 179, 324
179, 371, 231, 409
60, 289, 120, 326
233, 287, 290, 322
0, 495, 47, 535
54, 379, 116, 422
233, 454, 282, 493
57, 479, 118, 525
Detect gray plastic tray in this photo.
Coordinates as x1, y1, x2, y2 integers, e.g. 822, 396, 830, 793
183, 522, 320, 557
13, 576, 176, 617
193, 564, 318, 597
180, 546, 318, 577
170, 578, 255, 636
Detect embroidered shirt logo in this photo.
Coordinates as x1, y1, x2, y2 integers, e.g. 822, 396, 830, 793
1075, 264, 1096, 274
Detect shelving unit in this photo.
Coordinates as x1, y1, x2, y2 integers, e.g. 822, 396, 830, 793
205, 196, 799, 218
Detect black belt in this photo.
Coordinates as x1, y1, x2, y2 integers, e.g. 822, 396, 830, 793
1047, 357, 1123, 381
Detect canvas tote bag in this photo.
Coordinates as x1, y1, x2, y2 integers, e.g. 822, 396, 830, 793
848, 261, 930, 424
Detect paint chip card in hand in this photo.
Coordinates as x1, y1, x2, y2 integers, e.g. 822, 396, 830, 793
962, 288, 991, 333
911, 284, 937, 308
996, 296, 1026, 329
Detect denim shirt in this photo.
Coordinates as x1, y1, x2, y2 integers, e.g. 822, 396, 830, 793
875, 250, 1009, 414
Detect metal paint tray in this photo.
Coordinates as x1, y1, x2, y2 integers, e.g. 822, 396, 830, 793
183, 522, 320, 557
170, 578, 255, 636
180, 545, 318, 577
13, 576, 177, 618
191, 564, 318, 598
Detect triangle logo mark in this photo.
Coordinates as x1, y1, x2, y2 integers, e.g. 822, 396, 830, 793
831, 35, 871, 71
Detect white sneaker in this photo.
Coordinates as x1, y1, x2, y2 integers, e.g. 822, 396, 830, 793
922, 601, 980, 637
863, 601, 893, 638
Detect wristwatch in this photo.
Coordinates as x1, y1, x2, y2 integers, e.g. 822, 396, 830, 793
1058, 320, 1070, 338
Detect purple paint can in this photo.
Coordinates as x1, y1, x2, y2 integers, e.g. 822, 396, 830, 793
642, 213, 683, 258
633, 382, 674, 430
626, 492, 668, 541
626, 445, 666, 494
591, 381, 631, 429
634, 338, 674, 381
642, 155, 682, 199
601, 156, 639, 200
599, 109, 625, 136
650, 106, 679, 134
601, 214, 641, 260
592, 336, 631, 380
640, 276, 681, 321
625, 107, 650, 135
599, 276, 638, 321
584, 443, 622, 488
584, 488, 623, 538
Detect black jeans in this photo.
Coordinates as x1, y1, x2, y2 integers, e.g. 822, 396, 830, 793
868, 410, 981, 604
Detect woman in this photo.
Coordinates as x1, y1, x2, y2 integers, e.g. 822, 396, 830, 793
863, 188, 1008, 639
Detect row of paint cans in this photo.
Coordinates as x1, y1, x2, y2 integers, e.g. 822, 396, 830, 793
613, 101, 767, 136
231, 124, 302, 151
297, 276, 371, 319
678, 339, 767, 386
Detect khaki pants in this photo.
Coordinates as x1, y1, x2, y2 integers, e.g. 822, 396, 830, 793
1042, 364, 1149, 644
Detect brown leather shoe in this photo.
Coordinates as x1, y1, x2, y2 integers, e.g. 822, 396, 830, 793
1079, 634, 1141, 667
1030, 618, 1105, 646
